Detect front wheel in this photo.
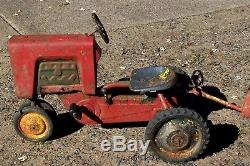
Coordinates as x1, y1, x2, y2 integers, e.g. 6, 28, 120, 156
14, 105, 54, 142
145, 108, 209, 162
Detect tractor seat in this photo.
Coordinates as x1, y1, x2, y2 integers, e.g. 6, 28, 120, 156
129, 66, 177, 92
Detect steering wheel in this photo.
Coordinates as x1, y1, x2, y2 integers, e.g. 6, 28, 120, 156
92, 13, 109, 44
191, 70, 204, 86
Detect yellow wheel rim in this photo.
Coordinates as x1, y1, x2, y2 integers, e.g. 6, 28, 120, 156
18, 112, 49, 140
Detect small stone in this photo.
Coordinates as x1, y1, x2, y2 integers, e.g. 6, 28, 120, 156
231, 95, 239, 100
139, 58, 148, 61
212, 48, 218, 52
234, 75, 241, 81
18, 155, 27, 162
155, 47, 165, 53
13, 9, 22, 16
159, 47, 165, 51
120, 66, 126, 70
121, 48, 128, 55
166, 39, 171, 43
140, 43, 145, 49
61, 0, 70, 6
80, 8, 85, 11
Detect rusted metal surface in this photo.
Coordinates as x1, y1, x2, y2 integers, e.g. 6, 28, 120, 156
103, 81, 129, 90
18, 111, 49, 140
190, 87, 242, 112
9, 22, 249, 133
140, 95, 155, 104
242, 86, 250, 118
40, 85, 82, 94
8, 34, 100, 98
38, 61, 80, 86
58, 89, 170, 124
158, 93, 173, 109
130, 66, 177, 92
7, 33, 190, 125
155, 118, 202, 159
149, 67, 177, 87
7, 13, 250, 162
148, 73, 176, 88
190, 86, 250, 119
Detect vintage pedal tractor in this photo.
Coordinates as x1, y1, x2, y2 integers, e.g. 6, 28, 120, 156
8, 13, 250, 162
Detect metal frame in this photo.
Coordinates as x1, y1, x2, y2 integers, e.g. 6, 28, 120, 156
8, 33, 250, 127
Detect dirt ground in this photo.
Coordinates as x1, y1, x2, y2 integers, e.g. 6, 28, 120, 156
0, 5, 250, 166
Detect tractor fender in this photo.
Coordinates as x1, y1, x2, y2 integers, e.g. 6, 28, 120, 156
242, 85, 250, 118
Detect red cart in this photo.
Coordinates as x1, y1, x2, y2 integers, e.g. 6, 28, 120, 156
8, 13, 250, 162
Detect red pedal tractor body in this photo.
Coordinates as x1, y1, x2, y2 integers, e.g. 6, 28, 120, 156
8, 14, 250, 163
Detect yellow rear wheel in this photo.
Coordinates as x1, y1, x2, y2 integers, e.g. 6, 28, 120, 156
14, 106, 54, 142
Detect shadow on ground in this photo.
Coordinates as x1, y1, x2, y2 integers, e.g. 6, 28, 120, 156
50, 112, 83, 140
185, 86, 239, 156
102, 122, 148, 129
201, 122, 239, 158
185, 85, 228, 118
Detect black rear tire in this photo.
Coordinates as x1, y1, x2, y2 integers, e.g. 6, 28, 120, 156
145, 108, 209, 163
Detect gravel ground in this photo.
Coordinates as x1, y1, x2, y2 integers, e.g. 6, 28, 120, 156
0, 5, 250, 166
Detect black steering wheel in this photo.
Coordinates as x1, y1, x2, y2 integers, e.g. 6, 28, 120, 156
92, 13, 109, 44
191, 70, 204, 86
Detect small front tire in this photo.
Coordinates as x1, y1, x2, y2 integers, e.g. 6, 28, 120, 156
14, 106, 54, 142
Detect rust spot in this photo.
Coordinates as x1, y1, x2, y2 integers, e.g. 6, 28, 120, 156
80, 50, 86, 56
148, 69, 176, 87
140, 95, 155, 104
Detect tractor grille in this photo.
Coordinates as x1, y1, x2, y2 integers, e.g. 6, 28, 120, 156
38, 61, 80, 86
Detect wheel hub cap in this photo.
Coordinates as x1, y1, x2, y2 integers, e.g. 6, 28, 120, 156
19, 112, 48, 139
155, 118, 202, 155
167, 130, 190, 151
